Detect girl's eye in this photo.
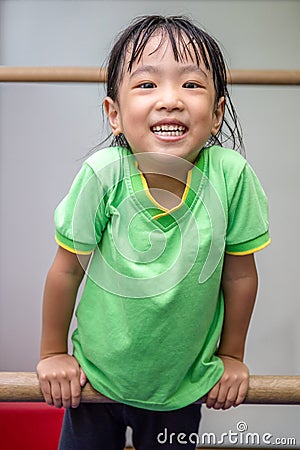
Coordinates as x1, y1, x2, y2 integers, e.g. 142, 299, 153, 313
138, 82, 156, 89
183, 82, 201, 89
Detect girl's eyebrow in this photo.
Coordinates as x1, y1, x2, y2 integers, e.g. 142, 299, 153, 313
130, 64, 208, 80
129, 65, 159, 79
180, 64, 208, 79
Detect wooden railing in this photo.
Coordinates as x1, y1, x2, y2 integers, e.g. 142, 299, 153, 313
0, 67, 299, 85
1, 372, 300, 404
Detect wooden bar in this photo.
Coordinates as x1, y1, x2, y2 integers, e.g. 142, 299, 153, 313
0, 66, 107, 83
0, 67, 299, 85
228, 69, 300, 85
0, 372, 300, 404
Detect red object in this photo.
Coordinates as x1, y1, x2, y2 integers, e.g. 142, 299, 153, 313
0, 402, 64, 450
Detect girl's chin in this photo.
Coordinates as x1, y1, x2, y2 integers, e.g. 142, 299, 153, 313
132, 151, 196, 173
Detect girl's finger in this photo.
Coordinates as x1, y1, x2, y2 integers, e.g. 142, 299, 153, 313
70, 377, 82, 408
212, 383, 230, 410
50, 378, 63, 408
223, 385, 239, 410
206, 383, 220, 408
234, 378, 249, 406
39, 377, 53, 406
79, 368, 87, 387
60, 377, 72, 409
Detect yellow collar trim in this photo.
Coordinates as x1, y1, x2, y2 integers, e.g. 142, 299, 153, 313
137, 164, 192, 219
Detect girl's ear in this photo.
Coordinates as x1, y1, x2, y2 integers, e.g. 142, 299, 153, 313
103, 96, 122, 136
211, 96, 225, 136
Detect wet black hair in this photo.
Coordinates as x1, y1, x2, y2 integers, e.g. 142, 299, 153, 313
104, 15, 244, 154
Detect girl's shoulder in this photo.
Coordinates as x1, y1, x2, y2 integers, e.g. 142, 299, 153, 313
85, 146, 132, 173
202, 145, 248, 179
204, 145, 246, 166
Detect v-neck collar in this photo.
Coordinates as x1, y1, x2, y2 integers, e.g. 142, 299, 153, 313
125, 150, 207, 230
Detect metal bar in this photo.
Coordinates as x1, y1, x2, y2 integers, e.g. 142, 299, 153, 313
0, 67, 299, 85
0, 372, 300, 404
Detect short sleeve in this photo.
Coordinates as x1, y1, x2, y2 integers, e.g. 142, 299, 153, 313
54, 162, 108, 255
225, 162, 270, 255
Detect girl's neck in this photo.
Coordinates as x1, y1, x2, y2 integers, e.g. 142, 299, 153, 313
143, 172, 187, 210
135, 155, 194, 210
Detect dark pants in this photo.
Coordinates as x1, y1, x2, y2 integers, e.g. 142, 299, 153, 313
59, 402, 201, 450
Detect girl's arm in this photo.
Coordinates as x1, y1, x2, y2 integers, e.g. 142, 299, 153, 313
206, 253, 258, 410
36, 246, 91, 408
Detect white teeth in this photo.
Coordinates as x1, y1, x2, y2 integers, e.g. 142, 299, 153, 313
152, 124, 186, 135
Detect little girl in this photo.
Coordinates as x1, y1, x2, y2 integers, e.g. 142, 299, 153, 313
37, 15, 270, 450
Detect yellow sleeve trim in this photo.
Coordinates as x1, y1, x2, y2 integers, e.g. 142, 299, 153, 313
55, 236, 93, 255
226, 238, 271, 256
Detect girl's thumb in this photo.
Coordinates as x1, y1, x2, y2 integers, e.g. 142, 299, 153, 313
79, 368, 87, 387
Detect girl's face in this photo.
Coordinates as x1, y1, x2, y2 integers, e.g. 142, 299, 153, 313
104, 33, 225, 164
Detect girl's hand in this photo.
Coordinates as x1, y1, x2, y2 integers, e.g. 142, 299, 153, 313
36, 354, 87, 409
206, 356, 249, 410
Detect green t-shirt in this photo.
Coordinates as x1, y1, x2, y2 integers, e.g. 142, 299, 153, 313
54, 145, 270, 411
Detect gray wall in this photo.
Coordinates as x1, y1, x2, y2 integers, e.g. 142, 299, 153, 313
1, 0, 300, 445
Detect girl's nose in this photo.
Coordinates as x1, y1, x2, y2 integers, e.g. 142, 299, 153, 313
155, 87, 184, 111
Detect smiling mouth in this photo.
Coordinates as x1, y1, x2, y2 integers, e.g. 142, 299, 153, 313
151, 124, 187, 137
